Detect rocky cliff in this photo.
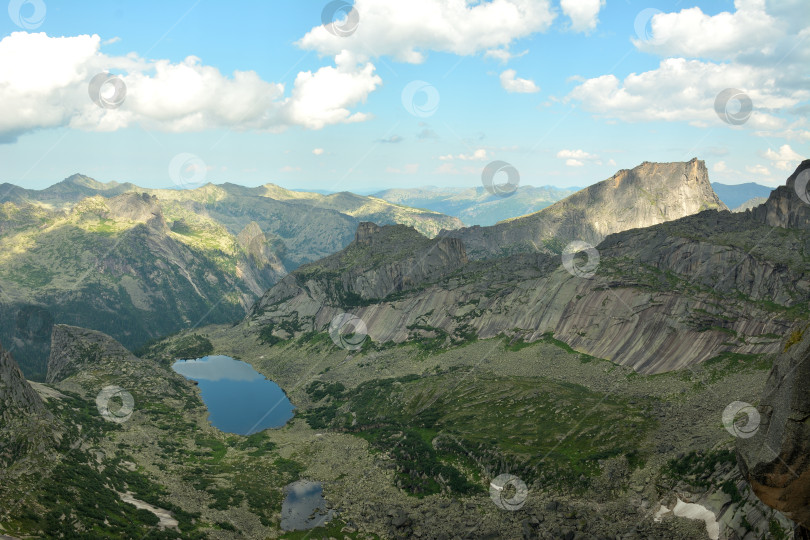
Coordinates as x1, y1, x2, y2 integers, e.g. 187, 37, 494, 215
46, 324, 140, 384
738, 323, 810, 536
0, 340, 53, 472
751, 159, 810, 229
440, 158, 727, 259
0, 341, 46, 419
246, 161, 809, 374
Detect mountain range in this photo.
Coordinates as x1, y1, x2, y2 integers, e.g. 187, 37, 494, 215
0, 159, 806, 539
0, 175, 462, 380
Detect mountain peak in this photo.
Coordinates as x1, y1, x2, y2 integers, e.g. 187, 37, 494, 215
442, 159, 726, 259
750, 159, 810, 229
63, 173, 119, 190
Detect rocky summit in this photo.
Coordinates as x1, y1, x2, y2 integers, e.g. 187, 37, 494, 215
439, 159, 727, 259
247, 161, 810, 373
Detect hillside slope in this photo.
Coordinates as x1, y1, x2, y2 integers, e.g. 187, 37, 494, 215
0, 176, 463, 379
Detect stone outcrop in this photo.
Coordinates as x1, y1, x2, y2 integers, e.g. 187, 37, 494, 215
440, 158, 727, 259
248, 162, 809, 374
737, 323, 810, 535
0, 340, 53, 472
46, 324, 139, 384
750, 159, 810, 229
0, 341, 45, 419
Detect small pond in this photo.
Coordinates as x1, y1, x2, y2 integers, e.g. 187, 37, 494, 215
281, 480, 334, 531
171, 355, 294, 435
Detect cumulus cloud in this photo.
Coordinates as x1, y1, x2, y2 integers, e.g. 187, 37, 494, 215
484, 48, 528, 63
746, 164, 771, 176
632, 0, 783, 61
560, 0, 605, 33
312, 148, 324, 155
713, 161, 729, 172
0, 32, 382, 142
499, 69, 539, 93
297, 0, 555, 63
764, 144, 804, 170
557, 149, 600, 166
567, 58, 796, 128
439, 148, 489, 161
567, 1, 810, 130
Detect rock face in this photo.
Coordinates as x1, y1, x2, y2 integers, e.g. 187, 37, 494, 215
440, 159, 727, 259
0, 340, 52, 471
751, 159, 810, 229
248, 162, 810, 374
0, 341, 45, 418
737, 323, 810, 533
46, 324, 139, 384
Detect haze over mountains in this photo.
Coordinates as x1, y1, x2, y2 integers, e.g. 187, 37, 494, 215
374, 181, 771, 227
373, 185, 577, 226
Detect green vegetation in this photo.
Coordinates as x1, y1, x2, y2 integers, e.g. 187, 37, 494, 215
662, 449, 737, 490
303, 370, 656, 498
136, 333, 214, 361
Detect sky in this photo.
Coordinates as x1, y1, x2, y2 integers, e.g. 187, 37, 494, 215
0, 0, 807, 192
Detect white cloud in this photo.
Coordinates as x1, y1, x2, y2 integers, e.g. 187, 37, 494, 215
0, 32, 382, 142
499, 69, 539, 93
557, 149, 600, 167
102, 36, 121, 45
312, 148, 324, 155
746, 164, 771, 176
560, 0, 605, 33
557, 149, 596, 160
713, 161, 729, 172
567, 58, 796, 128
567, 1, 810, 131
764, 144, 804, 171
280, 165, 302, 173
439, 148, 489, 161
484, 48, 528, 63
283, 51, 381, 130
297, 0, 555, 64
632, 0, 783, 61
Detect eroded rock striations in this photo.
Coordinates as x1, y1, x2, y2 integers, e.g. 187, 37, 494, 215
737, 323, 810, 536
248, 160, 810, 373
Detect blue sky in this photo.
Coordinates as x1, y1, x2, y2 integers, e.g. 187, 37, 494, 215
0, 0, 807, 192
